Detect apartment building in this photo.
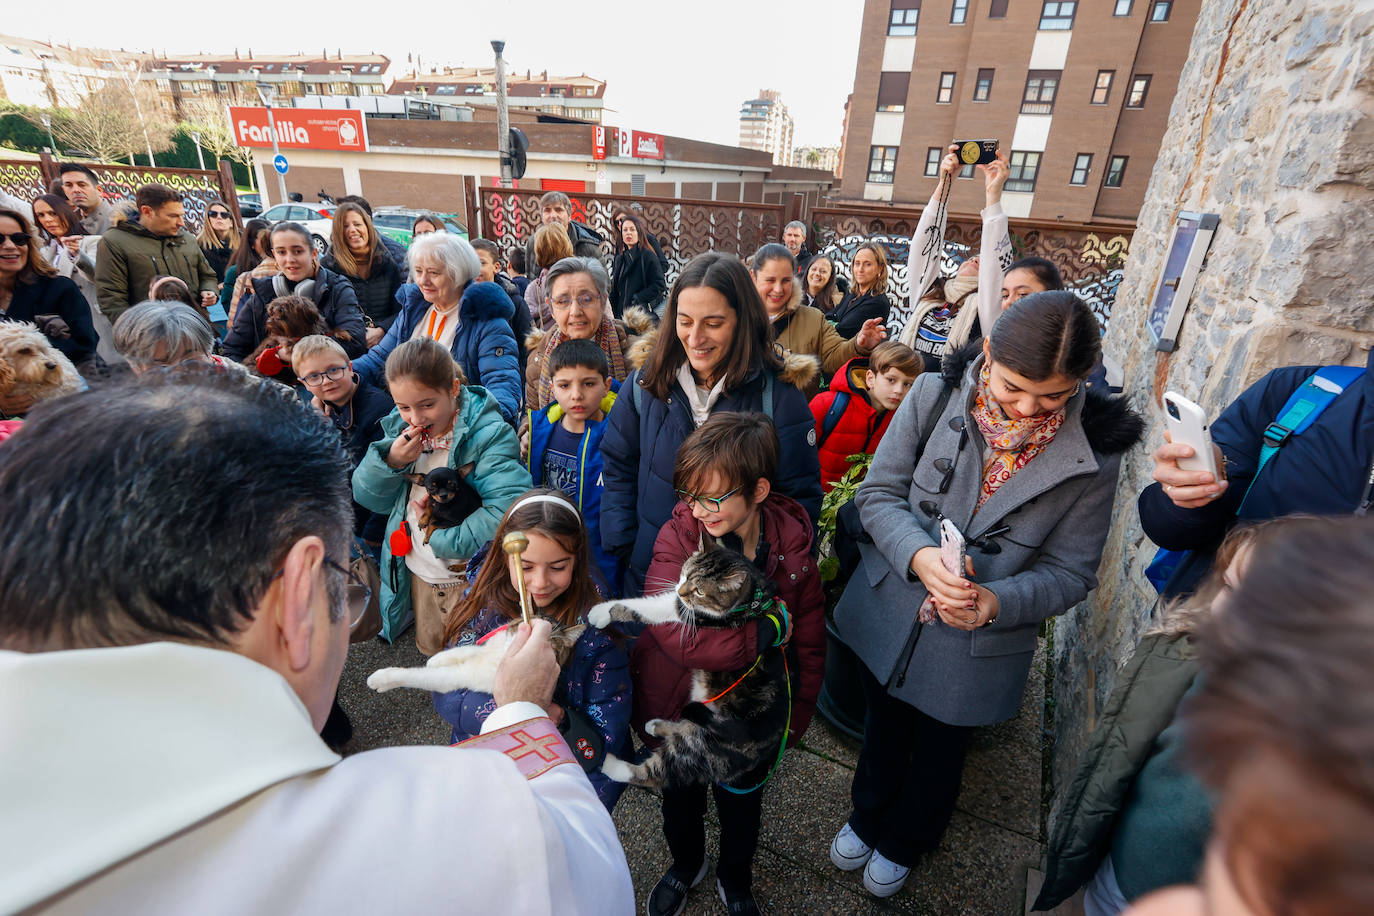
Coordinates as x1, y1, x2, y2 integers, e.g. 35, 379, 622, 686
838, 0, 1199, 221
793, 145, 841, 173
739, 90, 795, 166
140, 52, 391, 118
389, 69, 606, 123
0, 35, 136, 108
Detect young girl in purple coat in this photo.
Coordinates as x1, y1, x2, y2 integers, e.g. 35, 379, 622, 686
431, 488, 632, 810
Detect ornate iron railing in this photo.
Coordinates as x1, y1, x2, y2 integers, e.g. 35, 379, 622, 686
479, 187, 787, 287
0, 158, 48, 206
809, 205, 1132, 331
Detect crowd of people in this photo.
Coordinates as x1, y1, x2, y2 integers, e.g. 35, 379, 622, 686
0, 157, 1370, 916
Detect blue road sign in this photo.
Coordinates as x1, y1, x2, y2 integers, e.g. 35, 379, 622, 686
273, 155, 289, 175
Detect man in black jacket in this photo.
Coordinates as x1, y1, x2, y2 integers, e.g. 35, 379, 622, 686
783, 220, 814, 277
524, 191, 604, 271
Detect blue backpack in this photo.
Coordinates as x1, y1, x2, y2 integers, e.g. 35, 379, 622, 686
1145, 365, 1367, 593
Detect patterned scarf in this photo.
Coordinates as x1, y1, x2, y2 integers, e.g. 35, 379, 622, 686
535, 316, 628, 411
970, 362, 1066, 510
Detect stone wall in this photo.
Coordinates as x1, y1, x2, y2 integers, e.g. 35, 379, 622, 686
1050, 0, 1374, 802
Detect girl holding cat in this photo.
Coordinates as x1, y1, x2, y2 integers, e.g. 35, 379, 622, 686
352, 337, 530, 653
431, 488, 632, 810
829, 292, 1144, 899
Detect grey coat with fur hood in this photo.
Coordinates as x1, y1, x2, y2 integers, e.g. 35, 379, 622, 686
833, 349, 1143, 726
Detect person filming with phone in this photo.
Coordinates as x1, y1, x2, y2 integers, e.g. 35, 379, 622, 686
1141, 346, 1373, 597
826, 292, 1144, 899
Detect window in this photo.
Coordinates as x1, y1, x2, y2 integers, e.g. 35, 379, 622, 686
1091, 70, 1115, 105
951, 0, 969, 23
868, 145, 899, 183
959, 163, 975, 179
1021, 70, 1060, 114
1039, 0, 1076, 29
1105, 155, 1128, 187
1006, 151, 1042, 192
1150, 0, 1171, 20
1127, 75, 1151, 108
989, 0, 1008, 17
1070, 153, 1093, 185
889, 0, 921, 35
1114, 0, 1133, 13
877, 72, 912, 112
973, 68, 994, 101
925, 146, 943, 177
937, 71, 956, 104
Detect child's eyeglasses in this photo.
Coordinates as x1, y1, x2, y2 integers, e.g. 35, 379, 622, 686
674, 485, 743, 513
301, 366, 349, 387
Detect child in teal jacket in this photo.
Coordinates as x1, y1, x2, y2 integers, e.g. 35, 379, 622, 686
352, 338, 530, 650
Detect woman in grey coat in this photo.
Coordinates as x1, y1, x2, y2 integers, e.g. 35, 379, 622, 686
828, 292, 1144, 899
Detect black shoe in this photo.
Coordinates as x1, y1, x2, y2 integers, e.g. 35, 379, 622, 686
646, 861, 707, 916
320, 698, 353, 750
716, 878, 762, 915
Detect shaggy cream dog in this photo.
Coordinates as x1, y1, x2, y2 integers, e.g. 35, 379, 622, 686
0, 322, 84, 417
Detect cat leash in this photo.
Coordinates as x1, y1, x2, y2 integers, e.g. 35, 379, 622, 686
707, 596, 793, 796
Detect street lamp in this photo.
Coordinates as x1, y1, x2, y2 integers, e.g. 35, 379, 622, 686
39, 113, 54, 154
190, 130, 206, 171
491, 39, 511, 187
256, 81, 289, 207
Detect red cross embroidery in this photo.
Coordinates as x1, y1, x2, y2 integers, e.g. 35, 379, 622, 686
506, 729, 563, 763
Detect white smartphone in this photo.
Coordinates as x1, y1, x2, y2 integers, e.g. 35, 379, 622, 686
1162, 391, 1220, 478
939, 518, 967, 579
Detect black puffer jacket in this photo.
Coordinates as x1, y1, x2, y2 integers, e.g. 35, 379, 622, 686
609, 246, 666, 318
222, 266, 367, 361
200, 237, 235, 283
321, 251, 404, 331
829, 288, 891, 339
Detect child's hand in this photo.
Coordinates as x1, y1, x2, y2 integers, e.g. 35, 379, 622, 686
386, 425, 426, 469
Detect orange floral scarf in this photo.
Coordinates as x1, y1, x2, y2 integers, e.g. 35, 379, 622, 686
970, 363, 1066, 511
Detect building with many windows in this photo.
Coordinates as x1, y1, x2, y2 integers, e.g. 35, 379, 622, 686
793, 145, 841, 173
739, 90, 795, 166
0, 34, 137, 108
139, 52, 392, 118
837, 0, 1199, 221
389, 69, 606, 123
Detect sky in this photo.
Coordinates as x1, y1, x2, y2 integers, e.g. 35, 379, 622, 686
7, 1, 863, 150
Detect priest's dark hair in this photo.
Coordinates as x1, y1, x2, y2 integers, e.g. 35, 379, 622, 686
0, 365, 353, 651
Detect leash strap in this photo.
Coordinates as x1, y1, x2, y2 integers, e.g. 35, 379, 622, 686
717, 654, 792, 796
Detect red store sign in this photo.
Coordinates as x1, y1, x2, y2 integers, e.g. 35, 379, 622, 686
595, 127, 665, 161
229, 106, 369, 152
632, 131, 664, 160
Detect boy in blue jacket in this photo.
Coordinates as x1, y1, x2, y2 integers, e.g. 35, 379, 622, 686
528, 339, 623, 595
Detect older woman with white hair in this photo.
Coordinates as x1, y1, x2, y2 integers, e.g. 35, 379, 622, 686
525, 256, 647, 411
113, 301, 245, 375
352, 231, 521, 420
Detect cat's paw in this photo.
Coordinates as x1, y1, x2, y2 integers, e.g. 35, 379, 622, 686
600, 753, 634, 783
587, 601, 619, 628
366, 668, 407, 692
644, 718, 669, 737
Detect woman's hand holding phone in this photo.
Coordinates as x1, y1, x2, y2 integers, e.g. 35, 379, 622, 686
1152, 431, 1228, 508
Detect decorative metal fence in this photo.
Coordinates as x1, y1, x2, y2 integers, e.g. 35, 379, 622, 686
478, 187, 788, 287
0, 154, 240, 236
808, 205, 1132, 331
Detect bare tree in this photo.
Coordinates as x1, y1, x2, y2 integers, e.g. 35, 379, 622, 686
179, 98, 238, 163
33, 83, 174, 164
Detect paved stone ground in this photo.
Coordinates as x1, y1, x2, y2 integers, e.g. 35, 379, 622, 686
337, 632, 1048, 915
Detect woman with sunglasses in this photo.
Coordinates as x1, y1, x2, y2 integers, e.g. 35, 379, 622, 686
827, 292, 1144, 899
196, 199, 240, 284
0, 207, 99, 369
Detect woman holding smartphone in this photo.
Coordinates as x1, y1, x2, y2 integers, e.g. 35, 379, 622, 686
828, 291, 1144, 899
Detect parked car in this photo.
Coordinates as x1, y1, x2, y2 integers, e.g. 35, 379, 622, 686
372, 207, 469, 248
260, 203, 334, 253
238, 192, 262, 219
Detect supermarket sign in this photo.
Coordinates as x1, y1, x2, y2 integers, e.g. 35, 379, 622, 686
229, 106, 369, 152
593, 127, 665, 161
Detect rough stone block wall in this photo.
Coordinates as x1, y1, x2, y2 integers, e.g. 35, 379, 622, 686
1049, 0, 1374, 809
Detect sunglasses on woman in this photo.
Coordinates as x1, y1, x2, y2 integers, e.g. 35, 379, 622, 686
207, 210, 231, 219
0, 232, 31, 247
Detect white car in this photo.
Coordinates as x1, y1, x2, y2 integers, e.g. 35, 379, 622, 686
260, 203, 333, 254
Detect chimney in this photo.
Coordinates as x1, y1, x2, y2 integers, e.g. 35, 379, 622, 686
235, 48, 239, 60
541, 70, 548, 81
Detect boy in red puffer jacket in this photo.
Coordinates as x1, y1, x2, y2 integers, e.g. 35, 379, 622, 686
810, 341, 921, 492
633, 411, 825, 916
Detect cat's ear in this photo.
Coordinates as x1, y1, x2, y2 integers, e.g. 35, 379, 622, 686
699, 528, 719, 551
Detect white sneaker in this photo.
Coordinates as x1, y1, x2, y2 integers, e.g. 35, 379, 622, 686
862, 851, 910, 898
829, 822, 873, 871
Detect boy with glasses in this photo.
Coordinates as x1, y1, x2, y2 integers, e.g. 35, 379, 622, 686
629, 412, 826, 916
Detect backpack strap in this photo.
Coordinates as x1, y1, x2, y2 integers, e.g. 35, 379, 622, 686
1241, 365, 1366, 511
761, 369, 774, 421
817, 391, 851, 450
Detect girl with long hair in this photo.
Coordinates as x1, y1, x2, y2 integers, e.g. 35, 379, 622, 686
432, 488, 631, 810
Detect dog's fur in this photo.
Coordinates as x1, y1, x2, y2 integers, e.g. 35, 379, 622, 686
403, 463, 482, 545
367, 619, 587, 694
246, 295, 351, 373
0, 322, 83, 416
587, 540, 792, 790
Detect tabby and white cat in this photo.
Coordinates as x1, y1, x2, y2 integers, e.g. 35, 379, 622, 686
587, 542, 792, 791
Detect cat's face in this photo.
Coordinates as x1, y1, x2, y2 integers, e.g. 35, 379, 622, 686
674, 542, 770, 626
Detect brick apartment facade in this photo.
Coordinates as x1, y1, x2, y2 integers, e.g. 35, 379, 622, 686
838, 0, 1199, 221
